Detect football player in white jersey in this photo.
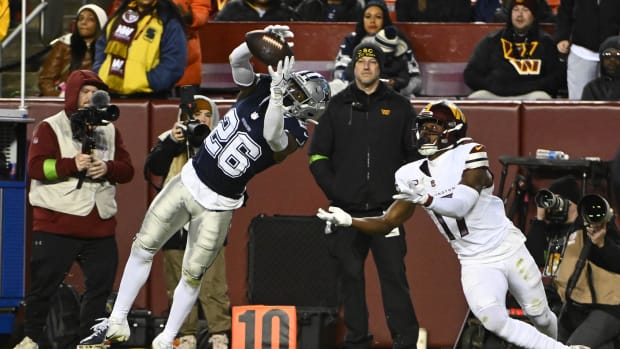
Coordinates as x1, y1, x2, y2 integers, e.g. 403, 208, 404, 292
316, 100, 590, 349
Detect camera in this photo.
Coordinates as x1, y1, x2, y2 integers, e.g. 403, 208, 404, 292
534, 189, 569, 223
578, 194, 614, 226
178, 85, 210, 147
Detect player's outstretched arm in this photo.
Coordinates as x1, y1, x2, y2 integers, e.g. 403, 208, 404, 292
317, 200, 416, 236
264, 56, 294, 153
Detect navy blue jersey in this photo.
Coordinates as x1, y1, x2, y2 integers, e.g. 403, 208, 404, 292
192, 77, 308, 199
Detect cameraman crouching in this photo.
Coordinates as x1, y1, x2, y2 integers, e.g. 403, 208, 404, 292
553, 193, 620, 349
526, 176, 620, 348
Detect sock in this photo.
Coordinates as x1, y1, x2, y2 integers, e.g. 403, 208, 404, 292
110, 247, 154, 320
158, 276, 201, 343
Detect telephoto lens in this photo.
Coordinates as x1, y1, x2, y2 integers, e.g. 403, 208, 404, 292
578, 194, 614, 225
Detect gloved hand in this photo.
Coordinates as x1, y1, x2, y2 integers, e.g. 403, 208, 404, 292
393, 180, 432, 206
317, 206, 352, 227
268, 56, 294, 103
264, 25, 295, 48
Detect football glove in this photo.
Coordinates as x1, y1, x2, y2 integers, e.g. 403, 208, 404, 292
393, 180, 432, 206
263, 25, 295, 48
268, 56, 294, 103
316, 206, 352, 227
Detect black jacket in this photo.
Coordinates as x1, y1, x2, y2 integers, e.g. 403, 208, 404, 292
214, 0, 301, 21
582, 36, 620, 100
464, 25, 563, 97
295, 0, 362, 21
308, 82, 418, 212
555, 0, 620, 53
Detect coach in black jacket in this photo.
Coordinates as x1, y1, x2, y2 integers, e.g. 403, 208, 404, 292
308, 42, 420, 349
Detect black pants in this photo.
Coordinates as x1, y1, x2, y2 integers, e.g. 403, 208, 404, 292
24, 232, 118, 348
327, 222, 419, 349
559, 303, 620, 349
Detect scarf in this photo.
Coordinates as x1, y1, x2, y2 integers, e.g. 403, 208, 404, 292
105, 2, 156, 82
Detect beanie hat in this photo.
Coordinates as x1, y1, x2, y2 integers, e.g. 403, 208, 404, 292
510, 0, 538, 17
374, 26, 399, 53
352, 42, 385, 70
77, 4, 108, 31
194, 95, 220, 128
549, 175, 581, 204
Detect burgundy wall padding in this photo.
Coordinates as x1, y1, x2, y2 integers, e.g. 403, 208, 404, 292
7, 98, 619, 348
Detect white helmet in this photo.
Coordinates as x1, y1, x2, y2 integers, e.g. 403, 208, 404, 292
284, 70, 330, 122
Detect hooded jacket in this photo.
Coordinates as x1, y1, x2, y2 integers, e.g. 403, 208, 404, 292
173, 0, 210, 86
464, 2, 563, 96
27, 70, 134, 239
582, 36, 620, 100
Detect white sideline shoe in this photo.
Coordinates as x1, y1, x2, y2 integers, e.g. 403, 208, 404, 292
13, 336, 39, 349
208, 333, 229, 349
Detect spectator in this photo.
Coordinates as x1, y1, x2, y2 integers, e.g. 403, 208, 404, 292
144, 95, 231, 349
12, 69, 134, 349
395, 0, 474, 22
331, 0, 421, 97
0, 0, 9, 41
473, 0, 502, 22
295, 0, 363, 21
581, 35, 620, 100
492, 0, 555, 23
214, 0, 300, 21
555, 0, 620, 99
316, 100, 591, 349
464, 0, 563, 99
309, 41, 420, 349
38, 4, 108, 97
78, 26, 330, 349
93, 0, 187, 98
173, 0, 210, 95
554, 194, 620, 348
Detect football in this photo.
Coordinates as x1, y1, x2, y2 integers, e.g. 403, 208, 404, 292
245, 30, 294, 67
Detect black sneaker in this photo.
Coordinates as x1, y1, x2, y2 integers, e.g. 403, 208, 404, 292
76, 318, 109, 349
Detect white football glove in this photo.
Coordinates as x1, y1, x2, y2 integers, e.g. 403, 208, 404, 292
263, 24, 295, 48
316, 206, 352, 227
393, 180, 432, 206
268, 56, 294, 103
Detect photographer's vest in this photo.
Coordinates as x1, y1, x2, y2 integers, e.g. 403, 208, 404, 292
554, 230, 620, 305
29, 112, 118, 218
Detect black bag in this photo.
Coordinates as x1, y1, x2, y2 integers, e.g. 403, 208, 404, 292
247, 214, 339, 308
45, 282, 81, 348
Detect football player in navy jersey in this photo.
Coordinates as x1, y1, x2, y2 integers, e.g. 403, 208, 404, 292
79, 25, 330, 349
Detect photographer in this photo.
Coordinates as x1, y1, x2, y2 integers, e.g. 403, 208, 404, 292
14, 69, 134, 349
144, 94, 231, 349
553, 194, 620, 348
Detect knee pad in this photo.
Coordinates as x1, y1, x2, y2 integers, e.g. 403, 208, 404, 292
130, 240, 156, 262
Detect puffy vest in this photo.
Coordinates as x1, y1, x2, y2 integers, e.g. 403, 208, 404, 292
29, 112, 118, 218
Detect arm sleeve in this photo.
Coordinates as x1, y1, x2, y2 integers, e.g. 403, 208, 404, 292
263, 95, 288, 152
427, 184, 480, 218
229, 42, 255, 87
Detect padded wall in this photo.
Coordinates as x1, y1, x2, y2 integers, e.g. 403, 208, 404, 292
7, 98, 619, 348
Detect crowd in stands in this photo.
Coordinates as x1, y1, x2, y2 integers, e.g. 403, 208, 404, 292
28, 0, 620, 101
